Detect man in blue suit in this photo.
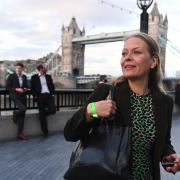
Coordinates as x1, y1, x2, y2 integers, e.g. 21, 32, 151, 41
6, 62, 28, 140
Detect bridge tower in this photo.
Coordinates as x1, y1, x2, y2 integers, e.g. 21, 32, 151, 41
149, 3, 168, 76
61, 17, 85, 77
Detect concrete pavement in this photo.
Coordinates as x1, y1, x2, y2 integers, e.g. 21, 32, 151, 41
0, 115, 180, 180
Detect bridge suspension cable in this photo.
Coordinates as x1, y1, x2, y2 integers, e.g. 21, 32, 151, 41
45, 45, 62, 76
158, 34, 180, 59
45, 45, 61, 67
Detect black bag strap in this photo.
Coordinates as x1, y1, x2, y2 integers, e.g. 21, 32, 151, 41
103, 84, 116, 131
92, 84, 116, 133
106, 84, 115, 101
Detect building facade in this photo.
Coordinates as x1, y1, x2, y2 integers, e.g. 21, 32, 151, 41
61, 17, 85, 77
149, 3, 168, 75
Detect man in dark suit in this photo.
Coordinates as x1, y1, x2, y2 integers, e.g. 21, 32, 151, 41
175, 80, 180, 111
6, 62, 28, 140
31, 64, 56, 137
99, 75, 108, 84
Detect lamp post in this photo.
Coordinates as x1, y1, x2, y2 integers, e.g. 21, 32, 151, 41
137, 0, 153, 34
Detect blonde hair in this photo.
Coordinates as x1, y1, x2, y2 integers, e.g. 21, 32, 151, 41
113, 32, 164, 92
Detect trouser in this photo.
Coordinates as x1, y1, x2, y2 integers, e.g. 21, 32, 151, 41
37, 93, 56, 135
10, 93, 27, 135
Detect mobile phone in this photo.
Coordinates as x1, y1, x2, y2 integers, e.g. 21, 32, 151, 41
162, 161, 180, 167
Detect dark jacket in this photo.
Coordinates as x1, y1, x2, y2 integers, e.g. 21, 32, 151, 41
175, 84, 180, 107
64, 81, 175, 180
31, 74, 55, 96
6, 73, 28, 94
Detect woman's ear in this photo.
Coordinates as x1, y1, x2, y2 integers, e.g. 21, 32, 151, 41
151, 56, 158, 69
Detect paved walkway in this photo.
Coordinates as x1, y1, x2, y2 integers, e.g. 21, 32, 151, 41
0, 116, 180, 180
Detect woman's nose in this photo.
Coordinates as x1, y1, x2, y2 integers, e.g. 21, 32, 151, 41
124, 53, 133, 61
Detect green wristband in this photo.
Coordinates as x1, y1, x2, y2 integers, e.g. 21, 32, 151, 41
89, 102, 98, 118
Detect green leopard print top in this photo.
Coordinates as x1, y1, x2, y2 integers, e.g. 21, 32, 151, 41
130, 90, 156, 180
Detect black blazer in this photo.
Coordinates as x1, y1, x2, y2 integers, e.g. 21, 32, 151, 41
31, 74, 55, 96
64, 81, 175, 180
175, 84, 180, 106
6, 73, 28, 94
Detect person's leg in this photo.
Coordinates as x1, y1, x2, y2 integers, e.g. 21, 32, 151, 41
10, 94, 19, 124
11, 94, 27, 138
45, 95, 56, 115
37, 95, 48, 136
17, 113, 25, 135
17, 95, 27, 135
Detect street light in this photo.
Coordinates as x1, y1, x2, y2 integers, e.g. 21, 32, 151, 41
137, 0, 153, 34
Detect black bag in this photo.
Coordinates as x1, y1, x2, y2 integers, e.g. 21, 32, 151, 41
64, 85, 130, 180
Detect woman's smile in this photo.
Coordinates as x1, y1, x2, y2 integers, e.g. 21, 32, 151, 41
124, 64, 136, 70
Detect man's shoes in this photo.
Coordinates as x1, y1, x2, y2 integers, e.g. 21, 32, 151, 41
12, 112, 17, 124
17, 133, 28, 140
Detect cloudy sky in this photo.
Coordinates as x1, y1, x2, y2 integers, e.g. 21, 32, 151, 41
0, 0, 180, 77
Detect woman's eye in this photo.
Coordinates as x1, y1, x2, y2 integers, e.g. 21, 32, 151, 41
122, 52, 127, 57
134, 51, 141, 54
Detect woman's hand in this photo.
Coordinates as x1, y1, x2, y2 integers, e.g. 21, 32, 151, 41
86, 100, 117, 120
95, 100, 117, 118
162, 154, 180, 174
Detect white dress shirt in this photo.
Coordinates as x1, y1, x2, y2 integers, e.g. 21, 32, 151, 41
18, 75, 23, 87
39, 74, 50, 93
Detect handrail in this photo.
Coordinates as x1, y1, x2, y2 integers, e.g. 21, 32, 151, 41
0, 89, 94, 111
0, 89, 176, 112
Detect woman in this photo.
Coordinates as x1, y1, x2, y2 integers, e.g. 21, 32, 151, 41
64, 33, 180, 180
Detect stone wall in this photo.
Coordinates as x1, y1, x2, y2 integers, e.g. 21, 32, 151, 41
0, 109, 76, 141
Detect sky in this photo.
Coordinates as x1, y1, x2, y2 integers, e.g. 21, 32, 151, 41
0, 0, 180, 77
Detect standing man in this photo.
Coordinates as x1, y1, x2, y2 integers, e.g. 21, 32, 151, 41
31, 64, 56, 137
99, 75, 108, 84
6, 62, 28, 140
175, 80, 180, 111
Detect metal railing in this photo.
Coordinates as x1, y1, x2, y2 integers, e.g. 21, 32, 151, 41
0, 89, 176, 112
0, 89, 94, 111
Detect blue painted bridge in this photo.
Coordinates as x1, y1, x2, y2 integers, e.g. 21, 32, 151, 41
0, 116, 180, 180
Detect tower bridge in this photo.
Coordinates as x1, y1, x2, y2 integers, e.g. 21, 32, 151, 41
72, 30, 139, 45
0, 3, 169, 88
59, 2, 168, 84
